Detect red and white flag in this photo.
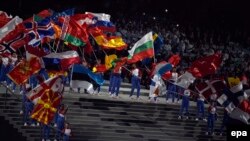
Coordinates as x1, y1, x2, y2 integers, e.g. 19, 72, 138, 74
195, 79, 225, 100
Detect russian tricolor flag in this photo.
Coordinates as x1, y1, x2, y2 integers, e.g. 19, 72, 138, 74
42, 50, 80, 71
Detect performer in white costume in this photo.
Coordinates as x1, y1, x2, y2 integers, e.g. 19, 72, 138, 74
149, 73, 162, 103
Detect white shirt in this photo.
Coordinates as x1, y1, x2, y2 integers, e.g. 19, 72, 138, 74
64, 129, 71, 136
171, 72, 178, 82
132, 68, 139, 77
184, 89, 190, 96
210, 107, 216, 114
152, 74, 162, 86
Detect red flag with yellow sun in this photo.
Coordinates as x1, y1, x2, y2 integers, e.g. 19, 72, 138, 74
31, 89, 62, 125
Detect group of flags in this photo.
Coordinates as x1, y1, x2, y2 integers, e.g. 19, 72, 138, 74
1, 9, 249, 126
0, 9, 164, 125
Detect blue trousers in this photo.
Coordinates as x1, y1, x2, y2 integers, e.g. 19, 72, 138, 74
108, 73, 114, 93
166, 82, 176, 102
56, 115, 65, 140
130, 76, 141, 98
63, 135, 70, 141
207, 113, 216, 133
180, 96, 189, 116
111, 74, 121, 96
196, 100, 205, 118
43, 124, 50, 140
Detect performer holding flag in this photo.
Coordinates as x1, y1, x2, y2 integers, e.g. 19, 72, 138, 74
149, 73, 162, 103
129, 64, 141, 100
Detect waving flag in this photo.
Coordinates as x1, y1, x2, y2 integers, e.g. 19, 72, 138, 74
127, 32, 154, 64
0, 33, 25, 56
112, 57, 127, 73
59, 16, 88, 47
89, 27, 127, 50
0, 11, 12, 28
42, 50, 80, 71
23, 18, 55, 46
71, 64, 104, 94
31, 89, 62, 125
105, 54, 117, 69
0, 16, 23, 41
217, 83, 250, 124
7, 57, 41, 85
72, 13, 95, 26
28, 76, 64, 104
51, 8, 75, 22
85, 12, 116, 32
188, 53, 222, 78
153, 33, 164, 54
195, 79, 225, 100
175, 71, 196, 89
168, 54, 181, 67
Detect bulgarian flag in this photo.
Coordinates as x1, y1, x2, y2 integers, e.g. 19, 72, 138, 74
127, 32, 154, 64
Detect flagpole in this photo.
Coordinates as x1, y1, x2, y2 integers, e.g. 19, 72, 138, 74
92, 49, 99, 63
56, 15, 70, 53
121, 66, 132, 73
152, 33, 156, 63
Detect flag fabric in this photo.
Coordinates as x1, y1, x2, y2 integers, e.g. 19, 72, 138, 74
71, 64, 104, 86
0, 33, 25, 56
188, 53, 222, 78
72, 13, 95, 26
127, 32, 154, 64
70, 64, 104, 94
85, 12, 116, 32
105, 54, 117, 69
31, 89, 62, 125
42, 50, 80, 71
217, 83, 250, 124
92, 64, 107, 73
195, 79, 225, 100
59, 16, 88, 47
227, 77, 241, 88
158, 63, 173, 76
25, 45, 49, 59
150, 61, 168, 77
0, 16, 23, 41
89, 27, 127, 50
229, 103, 250, 124
7, 57, 41, 85
168, 54, 181, 67
153, 33, 164, 54
28, 76, 64, 104
175, 71, 196, 89
0, 11, 12, 28
50, 8, 75, 22
23, 18, 55, 46
112, 57, 127, 73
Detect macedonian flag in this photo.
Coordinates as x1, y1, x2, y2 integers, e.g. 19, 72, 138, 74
31, 89, 62, 125
7, 57, 41, 85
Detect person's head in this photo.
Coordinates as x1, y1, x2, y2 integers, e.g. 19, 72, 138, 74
12, 53, 17, 58
172, 67, 176, 72
65, 122, 70, 128
132, 63, 136, 69
7, 58, 12, 64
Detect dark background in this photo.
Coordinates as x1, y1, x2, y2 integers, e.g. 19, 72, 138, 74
0, 0, 250, 31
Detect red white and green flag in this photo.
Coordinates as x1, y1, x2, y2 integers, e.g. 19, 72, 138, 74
127, 32, 154, 64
